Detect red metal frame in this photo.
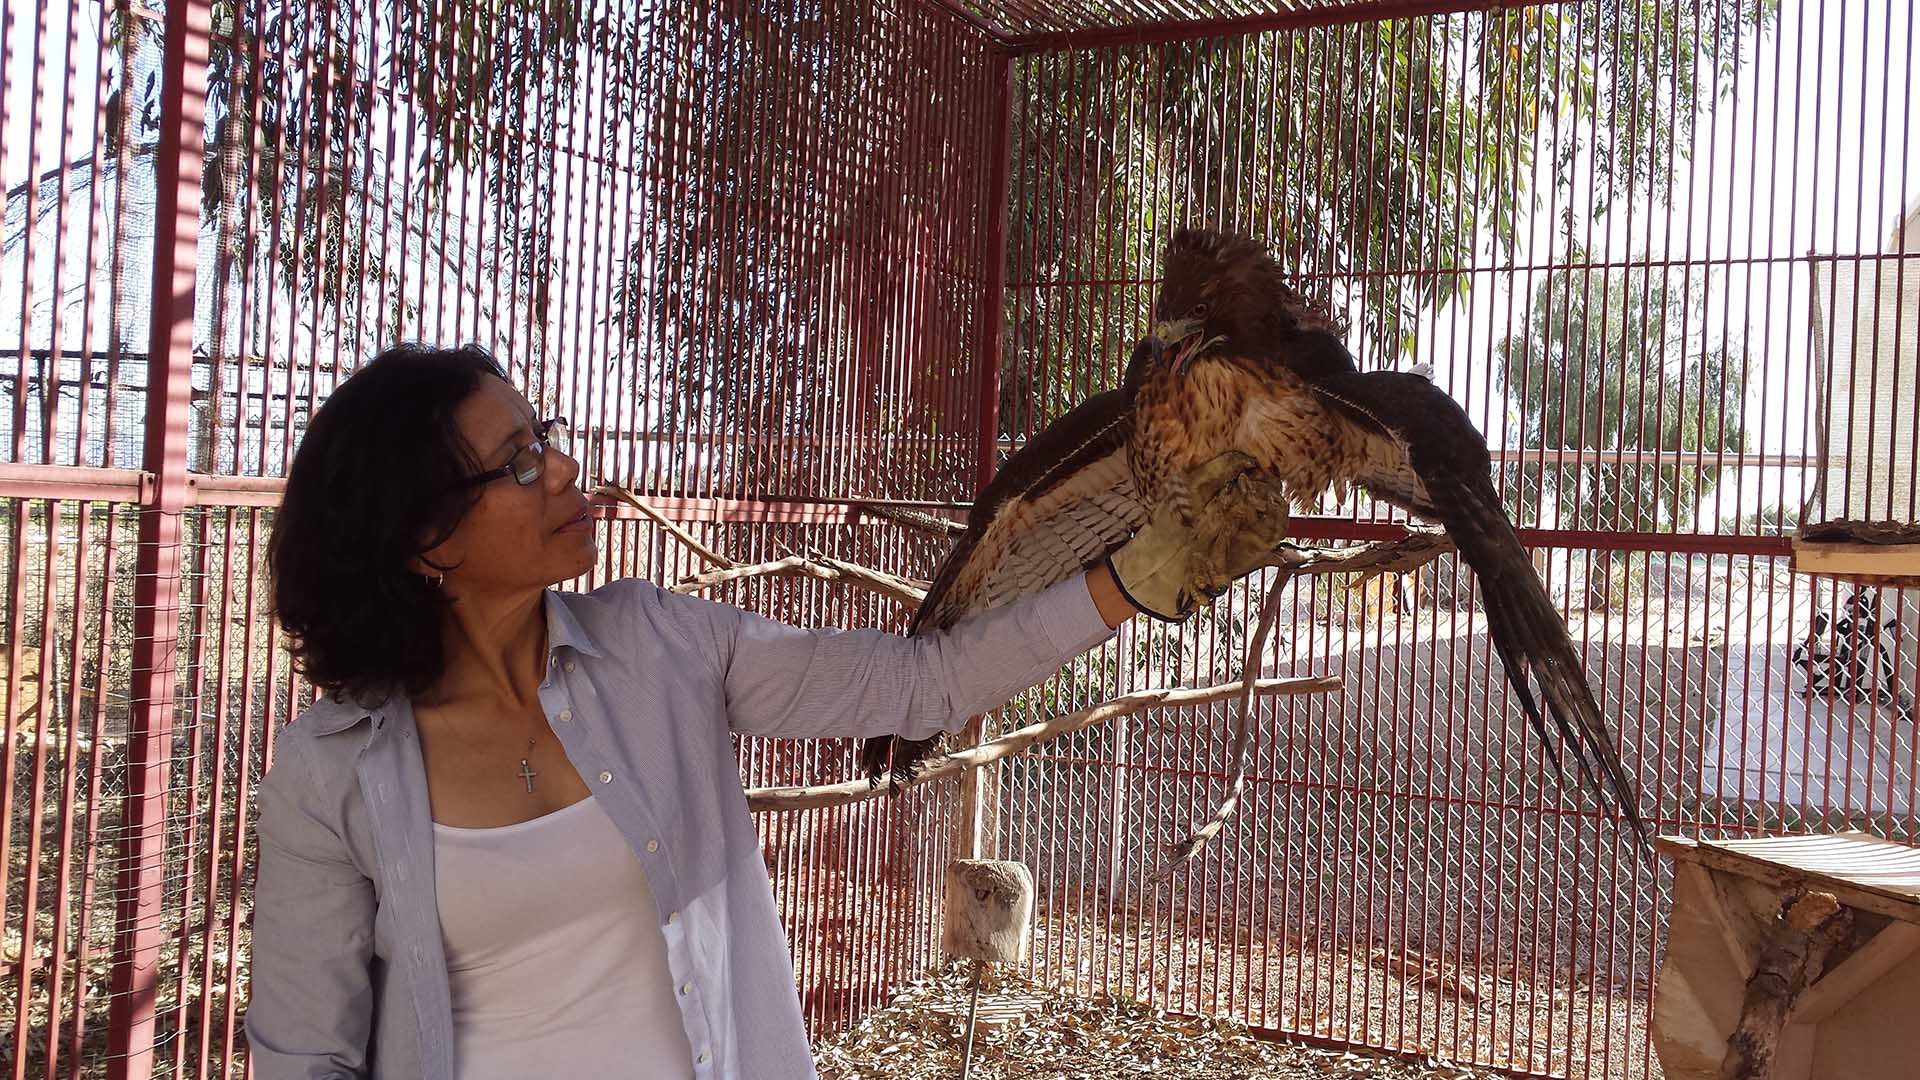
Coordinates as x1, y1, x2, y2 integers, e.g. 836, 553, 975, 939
988, 5, 1918, 1078
5, 2, 1918, 1079
1001, 0, 1572, 54
976, 51, 1015, 490
105, 0, 212, 1076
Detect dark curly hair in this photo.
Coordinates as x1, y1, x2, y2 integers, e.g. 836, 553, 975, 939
269, 342, 507, 706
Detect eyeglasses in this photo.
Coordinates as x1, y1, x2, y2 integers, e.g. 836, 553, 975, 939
459, 417, 570, 489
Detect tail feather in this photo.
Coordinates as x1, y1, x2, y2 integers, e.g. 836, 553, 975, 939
858, 732, 943, 790
1441, 478, 1649, 844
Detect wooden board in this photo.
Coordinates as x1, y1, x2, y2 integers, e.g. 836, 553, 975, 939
1790, 539, 1920, 583
1657, 832, 1920, 926
1655, 836, 1920, 1079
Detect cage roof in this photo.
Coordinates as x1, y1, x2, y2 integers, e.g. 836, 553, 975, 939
951, 0, 1470, 50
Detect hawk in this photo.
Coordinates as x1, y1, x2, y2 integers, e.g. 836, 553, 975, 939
864, 227, 1645, 841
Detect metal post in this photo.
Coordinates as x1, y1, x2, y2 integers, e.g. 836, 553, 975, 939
955, 48, 1016, 863
106, 0, 212, 1073
959, 958, 985, 1078
973, 49, 1013, 495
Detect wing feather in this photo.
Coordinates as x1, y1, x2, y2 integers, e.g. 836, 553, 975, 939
863, 388, 1146, 782
1308, 363, 1648, 841
912, 389, 1144, 632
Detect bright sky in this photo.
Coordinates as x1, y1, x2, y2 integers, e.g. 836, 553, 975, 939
3, 0, 117, 193
6, 1, 1918, 514
1397, 2, 1920, 529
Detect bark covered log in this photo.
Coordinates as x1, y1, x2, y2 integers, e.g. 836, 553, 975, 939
1719, 890, 1854, 1080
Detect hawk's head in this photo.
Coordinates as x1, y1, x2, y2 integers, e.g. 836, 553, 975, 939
1151, 227, 1340, 368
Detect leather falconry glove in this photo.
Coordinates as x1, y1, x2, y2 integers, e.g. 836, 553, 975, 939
1105, 450, 1292, 622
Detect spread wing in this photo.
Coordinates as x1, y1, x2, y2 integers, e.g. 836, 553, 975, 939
911, 388, 1145, 633
1307, 361, 1648, 841
860, 386, 1146, 782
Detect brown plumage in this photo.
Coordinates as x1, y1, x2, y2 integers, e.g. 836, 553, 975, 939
864, 227, 1645, 843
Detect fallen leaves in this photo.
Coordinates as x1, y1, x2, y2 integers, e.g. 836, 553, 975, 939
813, 964, 1509, 1080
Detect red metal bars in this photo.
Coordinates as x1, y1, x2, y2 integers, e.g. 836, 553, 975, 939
992, 3, 1920, 1078
105, 0, 211, 1077
3, 1, 1918, 1078
977, 56, 1015, 495
1002, 0, 1573, 55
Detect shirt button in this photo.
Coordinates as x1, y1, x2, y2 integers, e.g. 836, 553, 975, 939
564, 660, 576, 673
598, 770, 613, 784
557, 709, 573, 723
666, 912, 679, 925
646, 839, 660, 852
680, 982, 693, 996
696, 1052, 709, 1065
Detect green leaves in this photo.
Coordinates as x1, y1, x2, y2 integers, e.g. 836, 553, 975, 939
1495, 259, 1752, 535
172, 0, 606, 347
1005, 3, 1777, 381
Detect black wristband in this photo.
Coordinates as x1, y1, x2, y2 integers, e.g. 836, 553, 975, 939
1102, 552, 1188, 624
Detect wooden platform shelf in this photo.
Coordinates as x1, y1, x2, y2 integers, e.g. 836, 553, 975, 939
1791, 539, 1920, 583
1654, 832, 1920, 1080
1791, 521, 1920, 584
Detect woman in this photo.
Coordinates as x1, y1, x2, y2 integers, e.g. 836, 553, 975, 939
245, 342, 1282, 1079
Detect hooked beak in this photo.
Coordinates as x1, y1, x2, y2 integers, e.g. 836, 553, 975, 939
1153, 318, 1223, 372
1152, 318, 1202, 345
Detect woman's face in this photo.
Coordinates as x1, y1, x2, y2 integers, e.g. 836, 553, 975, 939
419, 376, 598, 597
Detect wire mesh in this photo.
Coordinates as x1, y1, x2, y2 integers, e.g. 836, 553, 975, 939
6, 0, 1001, 1075
5, 0, 1920, 1078
991, 3, 1920, 1078
950, 0, 1391, 42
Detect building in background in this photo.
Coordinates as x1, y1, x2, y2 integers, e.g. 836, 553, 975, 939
1815, 200, 1920, 526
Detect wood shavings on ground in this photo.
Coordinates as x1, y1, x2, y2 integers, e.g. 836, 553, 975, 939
813, 964, 1508, 1079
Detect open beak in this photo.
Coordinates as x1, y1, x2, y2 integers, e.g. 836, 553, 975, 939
1153, 318, 1224, 372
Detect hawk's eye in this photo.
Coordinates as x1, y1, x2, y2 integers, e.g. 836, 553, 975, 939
1191, 302, 1210, 318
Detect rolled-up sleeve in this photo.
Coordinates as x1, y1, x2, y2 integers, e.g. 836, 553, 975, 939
244, 734, 378, 1079
674, 572, 1113, 740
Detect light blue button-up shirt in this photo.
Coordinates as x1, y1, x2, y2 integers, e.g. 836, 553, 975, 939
243, 573, 1113, 1079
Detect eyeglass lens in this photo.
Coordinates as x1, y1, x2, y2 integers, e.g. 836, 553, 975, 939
512, 420, 569, 485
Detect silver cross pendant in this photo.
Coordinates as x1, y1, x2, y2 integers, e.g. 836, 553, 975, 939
517, 758, 538, 793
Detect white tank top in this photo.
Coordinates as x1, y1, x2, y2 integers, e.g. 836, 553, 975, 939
432, 796, 696, 1080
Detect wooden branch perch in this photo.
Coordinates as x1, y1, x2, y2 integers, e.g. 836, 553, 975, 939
672, 555, 928, 607
1265, 528, 1456, 581
1719, 889, 1854, 1080
745, 675, 1342, 813
851, 501, 968, 537
592, 483, 738, 569
1798, 519, 1920, 546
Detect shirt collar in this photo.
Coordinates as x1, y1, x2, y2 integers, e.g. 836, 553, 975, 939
301, 590, 601, 739
303, 692, 378, 737
543, 588, 605, 660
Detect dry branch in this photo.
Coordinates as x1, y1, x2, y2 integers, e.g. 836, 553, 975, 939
852, 501, 968, 537
745, 675, 1342, 813
1798, 519, 1920, 546
592, 483, 738, 569
1160, 530, 1455, 874
673, 554, 928, 607
1719, 890, 1853, 1080
606, 480, 1353, 839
